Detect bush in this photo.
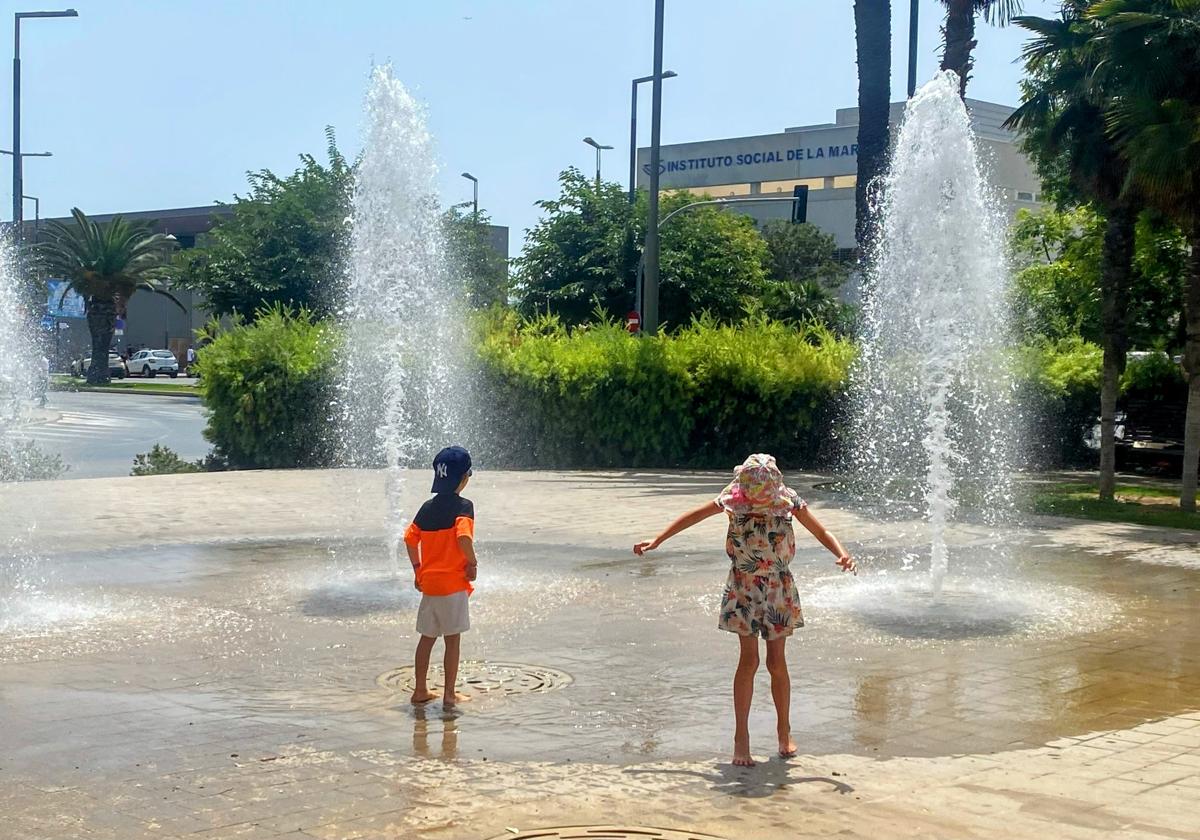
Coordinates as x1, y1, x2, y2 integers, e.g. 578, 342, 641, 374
0, 440, 66, 481
475, 311, 854, 468
1014, 338, 1102, 468
195, 306, 338, 469
131, 445, 205, 476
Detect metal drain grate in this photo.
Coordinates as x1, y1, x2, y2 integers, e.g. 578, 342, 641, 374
378, 660, 572, 697
483, 828, 729, 840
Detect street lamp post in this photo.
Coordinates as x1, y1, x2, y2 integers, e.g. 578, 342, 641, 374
22, 193, 38, 241
12, 8, 77, 236
628, 69, 676, 204
461, 172, 478, 220
907, 0, 919, 98
642, 0, 666, 335
582, 137, 613, 191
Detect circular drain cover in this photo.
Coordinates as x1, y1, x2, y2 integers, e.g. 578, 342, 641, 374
484, 829, 728, 840
377, 660, 572, 697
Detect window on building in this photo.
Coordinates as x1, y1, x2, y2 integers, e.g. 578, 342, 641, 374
832, 175, 857, 189
1017, 191, 1035, 202
676, 183, 752, 197
760, 178, 825, 194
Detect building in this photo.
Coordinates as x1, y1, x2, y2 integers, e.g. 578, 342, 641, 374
35, 205, 508, 371
636, 98, 1042, 252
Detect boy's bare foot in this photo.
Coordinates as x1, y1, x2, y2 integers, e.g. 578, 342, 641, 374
410, 689, 438, 705
778, 733, 798, 758
442, 691, 471, 708
732, 735, 755, 767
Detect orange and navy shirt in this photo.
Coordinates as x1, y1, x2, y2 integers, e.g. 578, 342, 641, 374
403, 493, 475, 596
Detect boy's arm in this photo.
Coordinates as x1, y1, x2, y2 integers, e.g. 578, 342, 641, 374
795, 506, 856, 574
406, 543, 422, 590
634, 501, 723, 555
458, 535, 477, 581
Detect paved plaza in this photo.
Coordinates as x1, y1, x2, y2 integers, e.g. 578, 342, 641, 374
1, 469, 1198, 839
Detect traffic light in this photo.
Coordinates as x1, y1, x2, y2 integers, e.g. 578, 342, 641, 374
791, 184, 809, 224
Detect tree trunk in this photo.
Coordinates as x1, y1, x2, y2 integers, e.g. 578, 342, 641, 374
854, 0, 891, 254
1098, 203, 1137, 502
85, 296, 117, 385
940, 0, 977, 98
1180, 224, 1200, 512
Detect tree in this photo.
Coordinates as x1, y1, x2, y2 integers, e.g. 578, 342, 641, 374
175, 127, 352, 320
854, 0, 891, 252
442, 204, 510, 308
1092, 0, 1200, 509
1010, 206, 1185, 349
1007, 1, 1140, 502
758, 221, 852, 330
514, 169, 638, 323
513, 169, 770, 326
940, 1, 1023, 97
38, 208, 180, 384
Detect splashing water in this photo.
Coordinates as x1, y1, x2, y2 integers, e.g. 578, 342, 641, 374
338, 66, 471, 569
849, 73, 1016, 594
0, 234, 50, 620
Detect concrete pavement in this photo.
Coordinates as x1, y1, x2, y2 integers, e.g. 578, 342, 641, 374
0, 469, 1197, 840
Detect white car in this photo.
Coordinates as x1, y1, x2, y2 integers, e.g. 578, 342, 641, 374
129, 349, 180, 378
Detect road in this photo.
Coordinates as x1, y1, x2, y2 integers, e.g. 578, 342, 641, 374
19, 392, 208, 479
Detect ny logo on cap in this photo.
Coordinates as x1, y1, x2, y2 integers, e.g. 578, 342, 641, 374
436, 463, 448, 478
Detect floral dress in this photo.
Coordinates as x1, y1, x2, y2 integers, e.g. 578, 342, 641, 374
717, 502, 806, 640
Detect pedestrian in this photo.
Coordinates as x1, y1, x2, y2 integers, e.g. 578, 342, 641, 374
404, 445, 477, 709
185, 345, 196, 374
633, 453, 856, 767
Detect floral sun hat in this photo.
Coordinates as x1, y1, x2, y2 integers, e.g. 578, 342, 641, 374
715, 453, 804, 515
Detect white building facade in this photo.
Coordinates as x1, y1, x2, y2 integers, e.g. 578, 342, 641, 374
636, 99, 1043, 251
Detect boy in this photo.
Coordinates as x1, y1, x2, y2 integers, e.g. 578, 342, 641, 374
404, 445, 477, 708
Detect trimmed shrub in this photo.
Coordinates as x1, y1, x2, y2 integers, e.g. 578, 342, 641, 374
475, 311, 854, 468
196, 307, 338, 469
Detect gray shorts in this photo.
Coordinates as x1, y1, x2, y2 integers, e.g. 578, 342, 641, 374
415, 591, 470, 637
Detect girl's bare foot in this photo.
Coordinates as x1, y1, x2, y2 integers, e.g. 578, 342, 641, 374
778, 733, 798, 758
410, 689, 438, 705
442, 691, 471, 708
732, 734, 755, 767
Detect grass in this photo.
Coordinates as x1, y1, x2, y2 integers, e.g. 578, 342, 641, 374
1028, 482, 1200, 530
51, 375, 197, 395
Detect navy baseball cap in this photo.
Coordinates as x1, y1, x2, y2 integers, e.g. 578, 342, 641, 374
431, 445, 473, 493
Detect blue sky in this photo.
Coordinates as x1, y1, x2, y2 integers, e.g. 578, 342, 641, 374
7, 0, 1057, 255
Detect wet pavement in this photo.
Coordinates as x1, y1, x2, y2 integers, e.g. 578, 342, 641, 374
0, 469, 1198, 839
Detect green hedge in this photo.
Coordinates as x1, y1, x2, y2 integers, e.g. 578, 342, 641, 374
475, 312, 855, 468
196, 307, 338, 469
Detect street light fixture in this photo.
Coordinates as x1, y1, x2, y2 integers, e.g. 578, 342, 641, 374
628, 69, 676, 203
582, 136, 613, 191
12, 8, 77, 234
0, 149, 51, 157
461, 172, 478, 219
12, 9, 76, 236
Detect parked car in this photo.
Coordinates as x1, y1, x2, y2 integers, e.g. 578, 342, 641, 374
129, 349, 180, 378
70, 352, 128, 379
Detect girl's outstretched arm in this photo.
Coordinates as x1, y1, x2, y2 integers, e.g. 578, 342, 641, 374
634, 501, 723, 555
795, 506, 856, 574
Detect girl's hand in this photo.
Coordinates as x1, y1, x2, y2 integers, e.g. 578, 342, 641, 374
836, 554, 857, 575
633, 538, 660, 556
466, 562, 477, 582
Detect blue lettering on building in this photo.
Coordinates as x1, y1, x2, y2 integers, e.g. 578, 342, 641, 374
643, 142, 857, 176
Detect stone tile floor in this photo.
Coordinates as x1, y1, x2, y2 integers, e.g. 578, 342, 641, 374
1, 469, 1197, 839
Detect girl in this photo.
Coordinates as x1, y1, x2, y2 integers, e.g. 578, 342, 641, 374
634, 453, 855, 767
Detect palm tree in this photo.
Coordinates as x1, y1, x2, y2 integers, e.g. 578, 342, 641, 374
940, 0, 1023, 97
854, 0, 891, 253
1005, 1, 1140, 502
1093, 0, 1200, 510
38, 208, 181, 384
